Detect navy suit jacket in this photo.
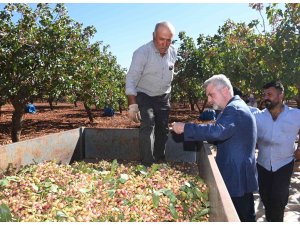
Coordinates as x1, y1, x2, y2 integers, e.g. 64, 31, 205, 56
184, 96, 258, 197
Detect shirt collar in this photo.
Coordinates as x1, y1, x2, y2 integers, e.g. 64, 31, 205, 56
265, 104, 288, 120
226, 95, 240, 106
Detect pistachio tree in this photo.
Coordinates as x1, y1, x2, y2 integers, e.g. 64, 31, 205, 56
0, 3, 126, 142
172, 31, 206, 111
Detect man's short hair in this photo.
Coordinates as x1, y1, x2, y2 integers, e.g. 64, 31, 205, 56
263, 81, 284, 93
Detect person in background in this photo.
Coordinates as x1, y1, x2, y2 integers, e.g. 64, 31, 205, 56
247, 94, 257, 107
172, 74, 258, 222
233, 86, 243, 98
253, 80, 300, 222
125, 21, 177, 166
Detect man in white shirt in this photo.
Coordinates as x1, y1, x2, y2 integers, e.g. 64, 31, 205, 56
125, 21, 177, 166
253, 81, 300, 222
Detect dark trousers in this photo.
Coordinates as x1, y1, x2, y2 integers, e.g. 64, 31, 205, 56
257, 160, 294, 222
136, 92, 170, 165
231, 192, 256, 222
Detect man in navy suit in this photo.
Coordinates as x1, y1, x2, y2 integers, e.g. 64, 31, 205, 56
172, 74, 258, 222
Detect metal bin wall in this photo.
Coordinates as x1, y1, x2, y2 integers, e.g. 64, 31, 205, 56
0, 127, 239, 222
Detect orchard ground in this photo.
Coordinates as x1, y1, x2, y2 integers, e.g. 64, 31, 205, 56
0, 101, 299, 222
0, 102, 200, 145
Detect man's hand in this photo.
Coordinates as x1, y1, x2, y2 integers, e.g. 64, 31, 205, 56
171, 122, 185, 134
128, 104, 141, 123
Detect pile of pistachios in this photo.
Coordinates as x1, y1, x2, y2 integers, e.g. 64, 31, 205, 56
0, 160, 209, 222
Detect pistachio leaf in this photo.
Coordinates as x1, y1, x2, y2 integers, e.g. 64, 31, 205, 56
79, 188, 91, 193
162, 189, 177, 203
44, 181, 52, 188
184, 181, 191, 187
50, 184, 58, 193
107, 189, 115, 197
110, 159, 118, 176
194, 187, 203, 199
0, 179, 9, 187
0, 203, 12, 222
169, 203, 178, 219
148, 164, 160, 177
135, 165, 148, 176
56, 210, 68, 219
191, 208, 210, 221
6, 176, 19, 182
31, 184, 39, 192
119, 173, 129, 184
152, 191, 160, 208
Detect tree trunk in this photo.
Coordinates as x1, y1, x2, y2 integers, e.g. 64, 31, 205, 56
118, 104, 122, 114
296, 84, 300, 109
188, 98, 195, 111
0, 100, 6, 117
10, 100, 25, 143
194, 101, 201, 112
190, 103, 195, 111
118, 99, 123, 114
200, 99, 208, 113
74, 101, 78, 107
83, 102, 94, 123
48, 98, 54, 111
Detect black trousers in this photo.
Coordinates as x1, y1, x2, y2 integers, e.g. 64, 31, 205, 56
231, 192, 256, 222
136, 92, 170, 165
257, 160, 294, 222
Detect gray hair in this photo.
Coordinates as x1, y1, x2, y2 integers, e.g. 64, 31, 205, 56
203, 74, 234, 96
153, 21, 175, 37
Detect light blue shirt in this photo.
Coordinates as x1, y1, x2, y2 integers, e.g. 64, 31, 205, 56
125, 41, 177, 97
253, 105, 300, 171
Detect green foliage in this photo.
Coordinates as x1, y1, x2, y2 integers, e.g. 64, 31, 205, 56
173, 31, 206, 108
1, 3, 299, 142
0, 203, 12, 222
173, 3, 300, 107
0, 3, 126, 142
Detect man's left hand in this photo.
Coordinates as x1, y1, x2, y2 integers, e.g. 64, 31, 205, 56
171, 122, 185, 134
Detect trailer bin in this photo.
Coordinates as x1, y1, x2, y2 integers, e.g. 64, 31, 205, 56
0, 127, 239, 222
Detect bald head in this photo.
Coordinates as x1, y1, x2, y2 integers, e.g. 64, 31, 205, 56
153, 21, 175, 38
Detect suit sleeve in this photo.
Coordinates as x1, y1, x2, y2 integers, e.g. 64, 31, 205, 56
184, 106, 239, 142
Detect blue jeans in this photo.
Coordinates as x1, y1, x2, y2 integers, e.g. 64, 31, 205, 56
136, 92, 170, 165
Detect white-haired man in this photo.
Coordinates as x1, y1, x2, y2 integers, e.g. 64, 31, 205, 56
172, 74, 258, 222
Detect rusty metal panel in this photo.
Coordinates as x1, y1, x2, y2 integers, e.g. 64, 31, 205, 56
166, 132, 197, 162
84, 128, 140, 161
0, 127, 239, 221
0, 128, 83, 172
84, 128, 197, 163
198, 143, 240, 222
